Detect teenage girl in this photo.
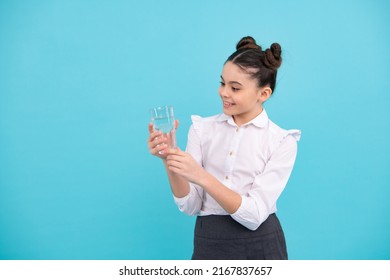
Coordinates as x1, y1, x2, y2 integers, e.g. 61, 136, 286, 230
147, 36, 301, 260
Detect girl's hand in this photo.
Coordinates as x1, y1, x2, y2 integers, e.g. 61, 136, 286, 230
148, 123, 168, 159
166, 148, 205, 185
147, 120, 179, 159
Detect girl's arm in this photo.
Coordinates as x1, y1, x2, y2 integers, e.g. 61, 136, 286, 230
162, 159, 190, 198
166, 148, 242, 214
147, 123, 190, 198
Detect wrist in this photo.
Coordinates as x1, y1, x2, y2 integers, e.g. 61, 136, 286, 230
196, 169, 213, 188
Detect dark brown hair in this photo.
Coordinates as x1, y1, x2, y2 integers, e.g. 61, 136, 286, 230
226, 36, 282, 92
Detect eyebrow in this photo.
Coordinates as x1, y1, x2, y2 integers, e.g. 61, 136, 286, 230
220, 76, 243, 86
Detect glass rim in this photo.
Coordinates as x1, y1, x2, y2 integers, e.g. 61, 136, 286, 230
150, 105, 174, 118
150, 105, 173, 110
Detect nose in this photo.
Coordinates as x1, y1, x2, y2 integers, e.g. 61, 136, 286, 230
218, 85, 228, 98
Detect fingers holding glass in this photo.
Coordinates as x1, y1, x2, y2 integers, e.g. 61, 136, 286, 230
148, 131, 169, 157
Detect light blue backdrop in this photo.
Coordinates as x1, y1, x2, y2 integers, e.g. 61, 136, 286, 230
0, 0, 389, 260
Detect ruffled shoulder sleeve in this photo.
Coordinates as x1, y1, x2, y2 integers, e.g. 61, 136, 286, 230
267, 120, 301, 152
275, 129, 301, 152
190, 115, 203, 140
283, 129, 301, 142
191, 115, 203, 130
188, 113, 228, 149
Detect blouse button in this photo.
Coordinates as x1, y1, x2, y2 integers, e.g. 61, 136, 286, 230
229, 151, 233, 156
225, 176, 229, 180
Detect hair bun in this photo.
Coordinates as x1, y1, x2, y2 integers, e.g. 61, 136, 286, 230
236, 36, 262, 51
264, 42, 282, 70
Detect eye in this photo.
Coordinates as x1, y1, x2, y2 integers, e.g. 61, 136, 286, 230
232, 87, 240, 92
220, 81, 225, 87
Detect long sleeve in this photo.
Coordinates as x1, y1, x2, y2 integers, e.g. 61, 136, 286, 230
231, 132, 300, 230
173, 119, 204, 215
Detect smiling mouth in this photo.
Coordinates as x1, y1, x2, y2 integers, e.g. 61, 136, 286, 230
223, 101, 235, 108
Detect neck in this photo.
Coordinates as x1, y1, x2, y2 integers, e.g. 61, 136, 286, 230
233, 106, 263, 127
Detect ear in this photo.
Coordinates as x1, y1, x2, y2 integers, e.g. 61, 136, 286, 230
258, 86, 272, 103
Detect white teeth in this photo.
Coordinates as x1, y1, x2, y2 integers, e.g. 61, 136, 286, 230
224, 102, 235, 108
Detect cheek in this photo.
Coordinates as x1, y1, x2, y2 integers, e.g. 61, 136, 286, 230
218, 86, 223, 96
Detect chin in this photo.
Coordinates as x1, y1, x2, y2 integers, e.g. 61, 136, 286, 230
222, 108, 233, 116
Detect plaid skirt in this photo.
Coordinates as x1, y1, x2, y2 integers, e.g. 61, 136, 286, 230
191, 214, 288, 260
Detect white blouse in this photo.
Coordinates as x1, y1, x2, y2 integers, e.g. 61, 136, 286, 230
173, 110, 301, 230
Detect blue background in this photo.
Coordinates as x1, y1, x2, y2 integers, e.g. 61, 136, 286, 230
0, 0, 389, 260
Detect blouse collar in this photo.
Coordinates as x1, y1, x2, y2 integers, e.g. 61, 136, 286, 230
218, 109, 269, 128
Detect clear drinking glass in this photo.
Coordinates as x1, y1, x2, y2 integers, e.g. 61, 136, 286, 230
150, 105, 176, 148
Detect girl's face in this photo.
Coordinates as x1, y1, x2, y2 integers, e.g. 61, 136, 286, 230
218, 61, 271, 126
